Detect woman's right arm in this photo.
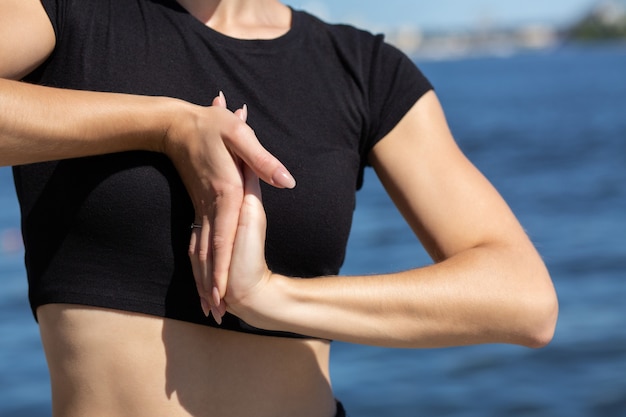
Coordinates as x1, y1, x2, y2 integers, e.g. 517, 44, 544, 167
0, 0, 295, 321
1, 0, 176, 162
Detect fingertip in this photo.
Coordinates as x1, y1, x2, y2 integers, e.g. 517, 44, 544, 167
210, 306, 223, 325
200, 298, 211, 317
234, 104, 248, 122
271, 168, 296, 189
213, 91, 227, 107
217, 300, 227, 317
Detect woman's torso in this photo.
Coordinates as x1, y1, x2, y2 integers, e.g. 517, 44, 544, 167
17, 1, 431, 414
17, 1, 365, 414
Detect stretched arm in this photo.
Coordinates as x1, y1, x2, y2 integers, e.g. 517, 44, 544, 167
0, 0, 295, 322
225, 91, 558, 348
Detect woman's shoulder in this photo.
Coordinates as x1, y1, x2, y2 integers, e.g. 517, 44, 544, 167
293, 9, 387, 51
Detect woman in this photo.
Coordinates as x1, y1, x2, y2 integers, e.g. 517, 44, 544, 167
0, 0, 558, 416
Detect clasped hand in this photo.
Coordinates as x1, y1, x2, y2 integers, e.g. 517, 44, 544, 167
165, 92, 287, 323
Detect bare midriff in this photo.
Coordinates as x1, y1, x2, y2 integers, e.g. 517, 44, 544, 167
37, 304, 337, 417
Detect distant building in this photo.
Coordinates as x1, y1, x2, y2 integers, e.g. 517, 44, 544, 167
386, 24, 559, 60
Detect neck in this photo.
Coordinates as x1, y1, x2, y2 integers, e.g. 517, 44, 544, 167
176, 0, 291, 39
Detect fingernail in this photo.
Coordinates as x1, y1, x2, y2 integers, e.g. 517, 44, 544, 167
219, 91, 226, 107
272, 169, 296, 189
242, 103, 248, 121
211, 306, 223, 325
217, 301, 227, 317
212, 287, 221, 308
200, 298, 210, 317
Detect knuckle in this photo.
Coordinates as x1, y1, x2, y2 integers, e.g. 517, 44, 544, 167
251, 151, 274, 172
212, 265, 228, 282
213, 182, 244, 203
228, 120, 251, 142
211, 234, 228, 252
197, 248, 210, 262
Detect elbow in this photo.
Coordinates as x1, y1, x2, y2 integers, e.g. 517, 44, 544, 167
523, 295, 558, 349
517, 271, 559, 349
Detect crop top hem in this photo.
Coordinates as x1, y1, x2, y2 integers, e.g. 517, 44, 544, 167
32, 292, 320, 339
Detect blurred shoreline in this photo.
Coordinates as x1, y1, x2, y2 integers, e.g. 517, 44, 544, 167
385, 0, 626, 60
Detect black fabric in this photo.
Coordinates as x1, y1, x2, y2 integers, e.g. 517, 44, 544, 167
335, 400, 347, 417
15, 0, 433, 337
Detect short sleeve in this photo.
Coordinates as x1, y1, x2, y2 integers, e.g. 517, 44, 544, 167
363, 37, 433, 158
38, 0, 76, 42
38, 0, 61, 37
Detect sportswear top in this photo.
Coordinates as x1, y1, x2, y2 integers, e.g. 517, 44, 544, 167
15, 0, 433, 338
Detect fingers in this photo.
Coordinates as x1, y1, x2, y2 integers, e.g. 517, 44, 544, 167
223, 163, 270, 309
220, 104, 295, 190
215, 92, 292, 190
187, 91, 291, 326
209, 98, 247, 316
189, 224, 212, 316
189, 94, 251, 324
209, 175, 243, 297
188, 93, 231, 323
212, 90, 226, 108
242, 162, 263, 214
235, 133, 296, 189
190, 216, 227, 320
234, 103, 248, 123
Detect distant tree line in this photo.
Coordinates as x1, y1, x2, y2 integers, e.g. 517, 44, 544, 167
566, 3, 626, 40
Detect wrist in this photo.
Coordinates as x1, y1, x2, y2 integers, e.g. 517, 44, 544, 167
228, 272, 293, 331
151, 97, 197, 155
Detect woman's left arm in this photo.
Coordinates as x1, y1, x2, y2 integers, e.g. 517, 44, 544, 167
226, 91, 558, 349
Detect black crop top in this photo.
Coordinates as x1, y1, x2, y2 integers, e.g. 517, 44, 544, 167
15, 0, 433, 337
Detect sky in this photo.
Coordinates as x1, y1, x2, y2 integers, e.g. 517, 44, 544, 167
283, 0, 599, 32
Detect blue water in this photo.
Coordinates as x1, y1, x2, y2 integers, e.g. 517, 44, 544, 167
1, 43, 625, 416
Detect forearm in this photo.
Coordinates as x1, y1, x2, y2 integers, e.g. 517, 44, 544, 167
233, 243, 557, 349
0, 78, 180, 166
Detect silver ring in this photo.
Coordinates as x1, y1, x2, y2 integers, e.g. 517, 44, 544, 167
190, 223, 202, 229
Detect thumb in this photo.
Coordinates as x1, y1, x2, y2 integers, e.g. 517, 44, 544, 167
240, 164, 264, 225
225, 162, 268, 304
